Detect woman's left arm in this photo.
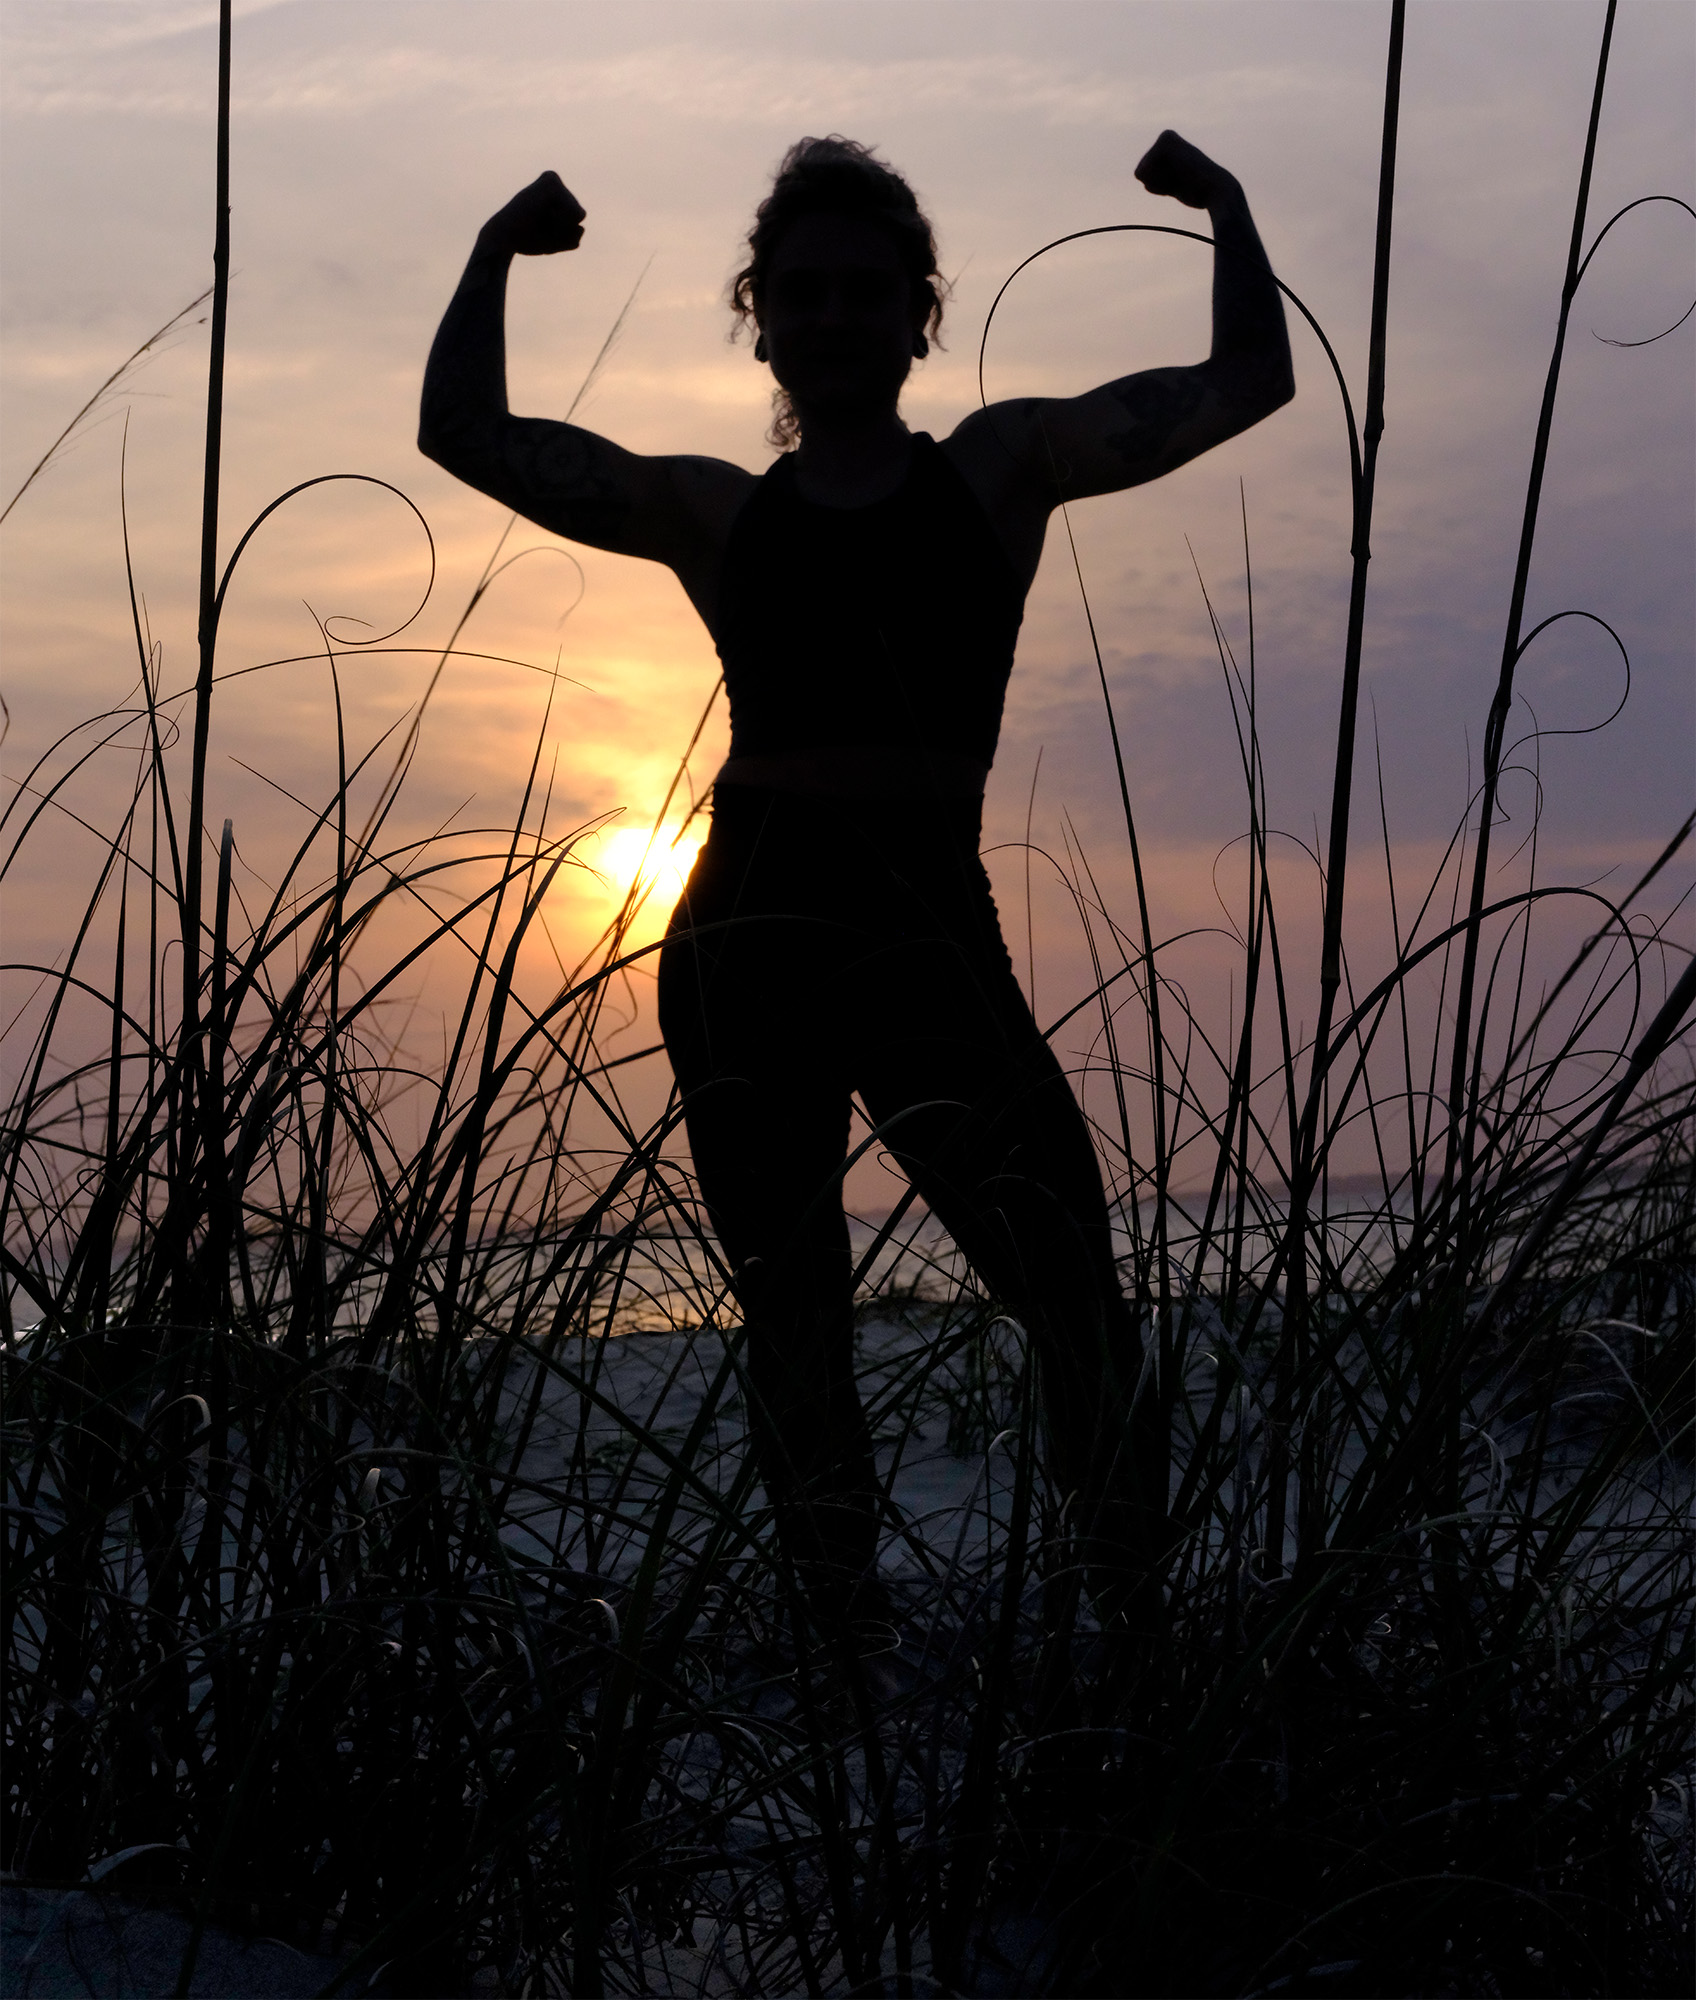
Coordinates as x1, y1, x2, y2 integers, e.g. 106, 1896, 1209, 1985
953, 132, 1294, 505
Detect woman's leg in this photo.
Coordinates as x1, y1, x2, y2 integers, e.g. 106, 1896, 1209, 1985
677, 1059, 882, 1614
851, 912, 1160, 1613
658, 836, 881, 1623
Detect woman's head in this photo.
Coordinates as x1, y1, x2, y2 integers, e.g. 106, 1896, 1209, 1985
731, 136, 945, 448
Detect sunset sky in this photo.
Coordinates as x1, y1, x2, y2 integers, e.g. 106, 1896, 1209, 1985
3, 0, 1691, 1189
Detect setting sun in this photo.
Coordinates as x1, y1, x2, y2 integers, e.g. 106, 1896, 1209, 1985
589, 821, 707, 906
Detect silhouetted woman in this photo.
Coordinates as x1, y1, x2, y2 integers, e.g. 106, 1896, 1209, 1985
420, 132, 1292, 1635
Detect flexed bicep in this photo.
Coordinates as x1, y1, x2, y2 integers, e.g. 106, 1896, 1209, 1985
950, 361, 1262, 524
1045, 366, 1218, 496
962, 136, 1293, 513
418, 192, 751, 572
1030, 357, 1283, 500
434, 410, 647, 551
416, 228, 663, 553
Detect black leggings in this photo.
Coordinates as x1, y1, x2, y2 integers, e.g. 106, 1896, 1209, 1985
657, 785, 1143, 1607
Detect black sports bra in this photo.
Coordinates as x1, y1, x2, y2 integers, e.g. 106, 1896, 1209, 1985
713, 433, 1025, 771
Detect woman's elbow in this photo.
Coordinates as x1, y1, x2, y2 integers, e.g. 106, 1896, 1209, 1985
1210, 350, 1294, 427
1248, 350, 1295, 421
417, 403, 450, 468
418, 399, 505, 482
417, 414, 479, 481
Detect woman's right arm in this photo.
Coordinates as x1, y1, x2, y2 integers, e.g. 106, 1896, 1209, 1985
418, 173, 749, 577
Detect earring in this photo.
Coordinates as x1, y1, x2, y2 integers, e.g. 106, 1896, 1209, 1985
911, 333, 929, 360
754, 333, 769, 362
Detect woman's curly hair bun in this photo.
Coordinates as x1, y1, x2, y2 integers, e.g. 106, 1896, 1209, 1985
730, 135, 946, 450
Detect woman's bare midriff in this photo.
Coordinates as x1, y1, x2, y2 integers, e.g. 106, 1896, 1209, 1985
715, 746, 988, 800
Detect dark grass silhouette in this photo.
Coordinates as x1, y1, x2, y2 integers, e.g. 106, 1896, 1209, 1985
4, 1, 1692, 1993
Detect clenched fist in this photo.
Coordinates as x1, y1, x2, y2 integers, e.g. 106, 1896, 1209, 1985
480, 170, 587, 256
1134, 131, 1238, 210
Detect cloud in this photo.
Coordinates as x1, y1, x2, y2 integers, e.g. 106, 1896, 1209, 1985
4, 30, 1330, 132
4, 0, 296, 61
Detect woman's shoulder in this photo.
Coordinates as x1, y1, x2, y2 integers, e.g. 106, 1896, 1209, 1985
932, 422, 1048, 596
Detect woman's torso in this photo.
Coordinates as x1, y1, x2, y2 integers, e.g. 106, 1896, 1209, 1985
676, 781, 1011, 975
705, 431, 1032, 801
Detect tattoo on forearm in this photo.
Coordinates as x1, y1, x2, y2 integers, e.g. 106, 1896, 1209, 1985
1103, 370, 1206, 469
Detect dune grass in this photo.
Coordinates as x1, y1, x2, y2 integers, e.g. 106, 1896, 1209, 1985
4, 0, 1693, 1993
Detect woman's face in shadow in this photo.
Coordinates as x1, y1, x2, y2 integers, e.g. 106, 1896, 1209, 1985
757, 213, 921, 424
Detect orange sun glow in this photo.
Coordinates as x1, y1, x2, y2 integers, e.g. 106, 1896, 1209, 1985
589, 822, 707, 906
